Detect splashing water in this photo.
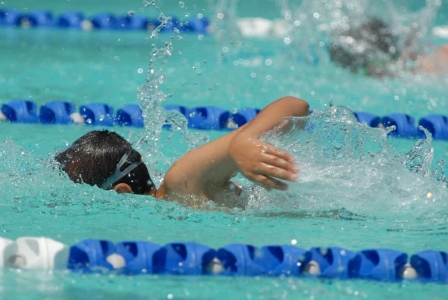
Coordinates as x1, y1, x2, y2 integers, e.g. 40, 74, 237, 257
245, 106, 448, 227
135, 1, 209, 184
277, 0, 441, 75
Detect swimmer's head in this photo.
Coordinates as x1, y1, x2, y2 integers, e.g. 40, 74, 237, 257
329, 17, 399, 73
55, 130, 155, 195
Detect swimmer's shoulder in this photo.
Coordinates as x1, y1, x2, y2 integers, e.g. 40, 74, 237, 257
159, 164, 207, 201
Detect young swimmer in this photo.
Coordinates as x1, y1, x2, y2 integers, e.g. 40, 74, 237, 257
329, 17, 448, 77
55, 96, 309, 208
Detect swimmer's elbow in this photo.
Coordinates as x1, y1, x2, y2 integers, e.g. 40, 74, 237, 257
281, 96, 310, 116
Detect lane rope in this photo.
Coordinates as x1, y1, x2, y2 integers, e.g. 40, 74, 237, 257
0, 236, 446, 282
1, 100, 447, 139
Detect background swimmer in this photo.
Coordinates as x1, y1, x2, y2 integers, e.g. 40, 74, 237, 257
56, 96, 309, 209
329, 17, 448, 77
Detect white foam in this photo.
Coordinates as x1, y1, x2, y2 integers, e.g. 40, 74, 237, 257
433, 26, 448, 38
236, 18, 291, 37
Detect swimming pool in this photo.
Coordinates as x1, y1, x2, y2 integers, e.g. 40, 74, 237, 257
1, 0, 448, 298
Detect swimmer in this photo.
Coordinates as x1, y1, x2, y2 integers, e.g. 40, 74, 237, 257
329, 17, 448, 77
55, 96, 309, 209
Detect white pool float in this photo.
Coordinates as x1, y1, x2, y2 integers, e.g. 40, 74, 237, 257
3, 237, 69, 269
0, 237, 13, 268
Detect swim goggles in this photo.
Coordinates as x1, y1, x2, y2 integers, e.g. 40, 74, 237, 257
100, 152, 142, 190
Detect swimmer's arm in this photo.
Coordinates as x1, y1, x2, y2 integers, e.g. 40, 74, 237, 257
228, 96, 309, 190
161, 96, 309, 202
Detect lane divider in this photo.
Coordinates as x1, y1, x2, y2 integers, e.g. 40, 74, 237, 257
1, 100, 447, 140
0, 8, 210, 33
1, 9, 446, 40
0, 236, 446, 282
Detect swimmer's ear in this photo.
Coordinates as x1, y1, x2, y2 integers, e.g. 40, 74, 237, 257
113, 183, 133, 194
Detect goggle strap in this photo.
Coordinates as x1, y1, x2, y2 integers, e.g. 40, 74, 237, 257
100, 152, 142, 189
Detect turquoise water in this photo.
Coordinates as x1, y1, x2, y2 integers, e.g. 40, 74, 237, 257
1, 0, 448, 299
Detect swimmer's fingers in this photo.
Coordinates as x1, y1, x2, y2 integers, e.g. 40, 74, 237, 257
246, 173, 289, 191
261, 145, 296, 164
254, 162, 299, 182
260, 147, 299, 181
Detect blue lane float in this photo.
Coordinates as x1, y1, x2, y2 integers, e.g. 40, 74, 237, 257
353, 112, 381, 127
67, 239, 116, 273
1, 237, 447, 283
79, 103, 115, 126
348, 249, 408, 281
1, 100, 38, 123
410, 250, 448, 282
186, 106, 230, 130
1, 100, 448, 140
164, 105, 187, 116
184, 17, 210, 34
419, 115, 448, 140
153, 242, 216, 275
115, 15, 152, 31
380, 114, 420, 138
26, 10, 54, 27
115, 104, 144, 128
39, 100, 76, 124
90, 13, 117, 29
57, 11, 85, 28
231, 108, 261, 128
0, 8, 210, 33
257, 245, 310, 276
0, 9, 21, 26
216, 244, 266, 276
115, 241, 161, 274
307, 247, 356, 279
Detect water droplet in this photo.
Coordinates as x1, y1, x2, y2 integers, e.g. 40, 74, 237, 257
127, 10, 135, 16
179, 1, 185, 8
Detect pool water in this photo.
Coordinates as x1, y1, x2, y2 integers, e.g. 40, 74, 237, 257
1, 0, 448, 298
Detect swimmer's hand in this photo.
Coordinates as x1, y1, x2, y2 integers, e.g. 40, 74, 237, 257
229, 136, 299, 191
228, 96, 307, 191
